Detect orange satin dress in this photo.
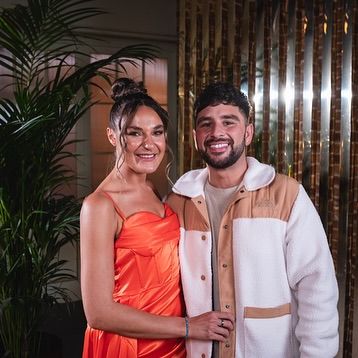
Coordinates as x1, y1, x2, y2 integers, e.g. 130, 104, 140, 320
82, 198, 186, 358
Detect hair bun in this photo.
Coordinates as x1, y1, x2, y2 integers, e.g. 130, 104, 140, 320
111, 78, 147, 102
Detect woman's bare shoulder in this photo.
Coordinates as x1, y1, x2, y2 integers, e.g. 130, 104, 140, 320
81, 191, 116, 217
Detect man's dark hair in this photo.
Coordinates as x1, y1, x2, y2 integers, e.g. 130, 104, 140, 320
193, 82, 252, 126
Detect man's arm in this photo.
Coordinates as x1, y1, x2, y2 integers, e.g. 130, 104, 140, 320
286, 185, 339, 357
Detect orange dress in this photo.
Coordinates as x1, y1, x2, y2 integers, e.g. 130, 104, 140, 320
82, 201, 186, 358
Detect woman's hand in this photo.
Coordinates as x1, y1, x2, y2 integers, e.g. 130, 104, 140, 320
187, 311, 235, 341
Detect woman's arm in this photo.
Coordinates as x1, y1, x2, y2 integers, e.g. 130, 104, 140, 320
80, 193, 234, 341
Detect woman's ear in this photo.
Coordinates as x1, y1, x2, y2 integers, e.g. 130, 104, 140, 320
107, 127, 117, 147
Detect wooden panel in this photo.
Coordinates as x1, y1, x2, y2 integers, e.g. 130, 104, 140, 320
145, 58, 168, 105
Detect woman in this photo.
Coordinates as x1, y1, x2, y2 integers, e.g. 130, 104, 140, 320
80, 78, 233, 357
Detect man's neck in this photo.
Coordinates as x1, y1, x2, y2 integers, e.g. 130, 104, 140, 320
207, 156, 248, 188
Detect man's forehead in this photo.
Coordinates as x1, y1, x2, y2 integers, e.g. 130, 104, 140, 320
197, 104, 244, 119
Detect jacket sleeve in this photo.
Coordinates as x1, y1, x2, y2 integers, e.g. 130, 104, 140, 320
286, 185, 339, 358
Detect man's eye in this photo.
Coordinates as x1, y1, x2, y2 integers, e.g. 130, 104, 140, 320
199, 122, 211, 128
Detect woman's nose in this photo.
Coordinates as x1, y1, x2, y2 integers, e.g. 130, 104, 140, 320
143, 136, 154, 149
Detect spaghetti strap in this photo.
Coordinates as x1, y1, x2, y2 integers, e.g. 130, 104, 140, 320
101, 191, 126, 220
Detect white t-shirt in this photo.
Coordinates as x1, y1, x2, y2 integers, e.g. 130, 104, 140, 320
204, 180, 241, 358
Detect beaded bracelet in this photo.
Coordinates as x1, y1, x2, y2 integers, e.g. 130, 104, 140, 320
184, 316, 189, 339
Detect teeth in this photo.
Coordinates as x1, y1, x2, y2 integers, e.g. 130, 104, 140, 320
209, 143, 228, 149
138, 154, 155, 158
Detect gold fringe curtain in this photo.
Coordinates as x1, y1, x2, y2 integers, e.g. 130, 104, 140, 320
293, 0, 304, 182
277, 0, 288, 174
328, 0, 344, 266
177, 1, 358, 356
309, 0, 324, 209
262, 0, 272, 164
247, 0, 256, 158
344, 4, 358, 356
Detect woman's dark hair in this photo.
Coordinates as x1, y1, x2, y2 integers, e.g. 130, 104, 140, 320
109, 78, 173, 182
110, 77, 168, 133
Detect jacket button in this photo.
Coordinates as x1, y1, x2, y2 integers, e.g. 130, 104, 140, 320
222, 263, 228, 268
201, 275, 206, 280
225, 342, 230, 348
225, 304, 230, 309
201, 235, 207, 241
223, 224, 228, 229
198, 200, 202, 204
201, 354, 206, 358
240, 189, 245, 193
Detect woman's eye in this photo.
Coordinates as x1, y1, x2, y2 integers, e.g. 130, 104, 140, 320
153, 130, 164, 136
127, 131, 141, 136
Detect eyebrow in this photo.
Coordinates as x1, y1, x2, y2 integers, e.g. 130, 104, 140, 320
196, 114, 240, 125
126, 124, 164, 131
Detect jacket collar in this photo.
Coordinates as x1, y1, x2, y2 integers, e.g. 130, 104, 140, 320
172, 156, 276, 198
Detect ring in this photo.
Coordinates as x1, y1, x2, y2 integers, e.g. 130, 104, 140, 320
220, 319, 225, 328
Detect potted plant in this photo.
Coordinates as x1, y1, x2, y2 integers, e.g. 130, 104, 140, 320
0, 0, 156, 356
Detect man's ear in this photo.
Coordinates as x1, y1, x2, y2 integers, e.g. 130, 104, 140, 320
193, 128, 198, 150
245, 123, 254, 146
107, 127, 117, 147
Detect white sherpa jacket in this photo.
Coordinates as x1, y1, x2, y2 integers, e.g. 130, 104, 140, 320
167, 157, 339, 358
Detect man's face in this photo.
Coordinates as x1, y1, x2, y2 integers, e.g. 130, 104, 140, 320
193, 104, 253, 169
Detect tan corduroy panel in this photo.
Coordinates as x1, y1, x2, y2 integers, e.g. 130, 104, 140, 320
168, 175, 299, 231
244, 303, 291, 319
229, 175, 299, 222
216, 190, 242, 358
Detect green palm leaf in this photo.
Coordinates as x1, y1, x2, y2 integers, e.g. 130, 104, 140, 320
0, 0, 157, 356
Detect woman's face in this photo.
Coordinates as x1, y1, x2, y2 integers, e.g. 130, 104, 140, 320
120, 105, 166, 175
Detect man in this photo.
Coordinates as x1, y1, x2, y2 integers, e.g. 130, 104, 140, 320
167, 82, 339, 358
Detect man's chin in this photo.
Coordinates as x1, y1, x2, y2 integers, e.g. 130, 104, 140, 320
199, 149, 243, 169
204, 157, 236, 169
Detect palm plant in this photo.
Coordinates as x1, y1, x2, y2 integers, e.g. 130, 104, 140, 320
0, 0, 156, 356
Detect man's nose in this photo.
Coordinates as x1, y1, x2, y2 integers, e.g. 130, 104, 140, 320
210, 122, 225, 137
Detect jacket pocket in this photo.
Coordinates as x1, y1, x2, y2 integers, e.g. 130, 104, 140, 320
244, 303, 293, 358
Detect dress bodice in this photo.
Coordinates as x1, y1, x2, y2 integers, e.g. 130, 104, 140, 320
82, 201, 185, 358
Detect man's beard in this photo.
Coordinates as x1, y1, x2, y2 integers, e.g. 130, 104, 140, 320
198, 136, 246, 169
